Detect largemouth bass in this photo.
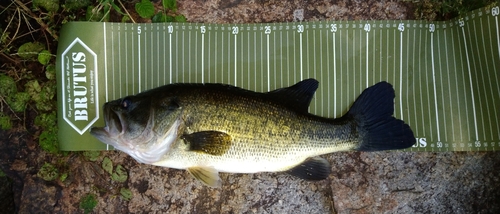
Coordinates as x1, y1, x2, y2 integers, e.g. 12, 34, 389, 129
90, 79, 415, 187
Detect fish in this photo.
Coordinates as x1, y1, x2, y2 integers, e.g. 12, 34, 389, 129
90, 79, 415, 187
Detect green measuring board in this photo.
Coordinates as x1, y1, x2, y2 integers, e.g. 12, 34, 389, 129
56, 4, 500, 151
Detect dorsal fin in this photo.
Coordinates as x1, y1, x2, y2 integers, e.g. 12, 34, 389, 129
266, 78, 319, 113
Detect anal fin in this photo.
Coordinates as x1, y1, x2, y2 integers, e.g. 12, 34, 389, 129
187, 166, 222, 187
287, 157, 331, 181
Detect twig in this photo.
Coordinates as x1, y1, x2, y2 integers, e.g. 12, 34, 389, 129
117, 0, 136, 23
14, 0, 58, 40
1, 7, 21, 50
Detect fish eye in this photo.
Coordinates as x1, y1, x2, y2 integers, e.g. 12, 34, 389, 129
121, 98, 132, 109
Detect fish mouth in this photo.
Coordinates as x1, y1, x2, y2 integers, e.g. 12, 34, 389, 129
90, 104, 126, 144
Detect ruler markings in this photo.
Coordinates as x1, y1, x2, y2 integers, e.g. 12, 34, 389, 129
182, 31, 189, 83
207, 30, 211, 84
258, 28, 269, 92
189, 31, 192, 82
280, 31, 283, 88
242, 25, 245, 86
347, 24, 350, 111
455, 23, 469, 143
367, 24, 370, 88
392, 24, 396, 101
333, 30, 336, 117
379, 26, 382, 81
293, 29, 296, 83
253, 31, 256, 90
99, 16, 499, 151
320, 27, 324, 116
312, 29, 316, 112
267, 33, 270, 91
385, 26, 389, 83
119, 24, 123, 96
157, 30, 160, 86
227, 29, 230, 84
221, 31, 224, 83
103, 23, 109, 150
353, 24, 356, 95
138, 24, 142, 91
168, 27, 172, 83
461, 21, 479, 141
126, 26, 129, 94
399, 23, 403, 120
487, 15, 500, 140
131, 24, 135, 93
175, 29, 179, 82
406, 23, 413, 129
144, 26, 148, 89
194, 29, 197, 82
470, 19, 486, 142
110, 23, 114, 100
148, 26, 155, 87
300, 30, 303, 80
496, 10, 500, 61
426, 27, 434, 140
437, 25, 447, 148
248, 30, 251, 89
430, 27, 440, 143
339, 27, 343, 114
474, 18, 492, 141
326, 28, 330, 117
444, 29, 455, 142
215, 31, 219, 84
273, 27, 283, 88
480, 17, 496, 140
437, 28, 447, 143
418, 26, 425, 138
106, 23, 111, 99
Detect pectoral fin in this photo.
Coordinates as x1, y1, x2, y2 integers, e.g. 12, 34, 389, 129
182, 131, 232, 156
187, 166, 222, 187
287, 157, 331, 181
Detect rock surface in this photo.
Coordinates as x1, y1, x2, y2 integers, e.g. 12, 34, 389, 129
1, 0, 500, 213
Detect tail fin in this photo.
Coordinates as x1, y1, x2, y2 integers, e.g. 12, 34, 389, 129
347, 82, 415, 151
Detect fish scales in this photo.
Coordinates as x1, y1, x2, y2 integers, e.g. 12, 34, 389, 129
155, 85, 357, 172
90, 79, 416, 187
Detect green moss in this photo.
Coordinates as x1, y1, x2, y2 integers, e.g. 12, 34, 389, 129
0, 113, 12, 130
111, 165, 128, 182
35, 112, 58, 154
120, 188, 133, 201
17, 42, 45, 60
413, 0, 496, 20
102, 157, 113, 174
79, 194, 98, 214
0, 74, 17, 98
34, 112, 57, 130
83, 151, 100, 161
33, 0, 60, 12
39, 129, 59, 154
38, 50, 52, 65
59, 172, 68, 182
64, 0, 91, 11
45, 65, 56, 80
37, 162, 59, 181
9, 92, 30, 112
25, 80, 56, 112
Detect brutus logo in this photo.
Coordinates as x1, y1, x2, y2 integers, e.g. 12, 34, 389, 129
61, 38, 99, 135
